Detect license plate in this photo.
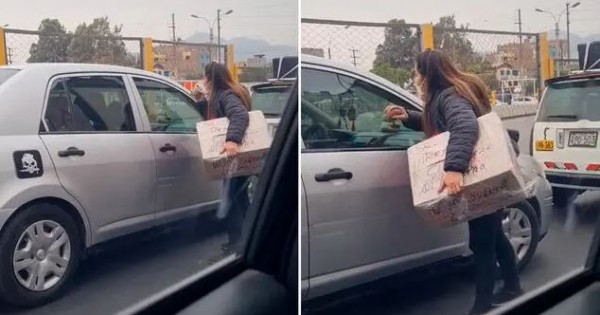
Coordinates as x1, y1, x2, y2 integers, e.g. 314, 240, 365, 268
568, 131, 598, 147
535, 140, 554, 151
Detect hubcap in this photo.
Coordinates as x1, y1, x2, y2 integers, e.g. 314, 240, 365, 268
502, 208, 533, 262
13, 220, 71, 292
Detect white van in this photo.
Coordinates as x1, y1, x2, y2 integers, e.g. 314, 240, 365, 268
531, 70, 600, 206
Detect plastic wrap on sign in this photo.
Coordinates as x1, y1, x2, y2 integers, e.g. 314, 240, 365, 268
197, 111, 272, 180
407, 112, 535, 227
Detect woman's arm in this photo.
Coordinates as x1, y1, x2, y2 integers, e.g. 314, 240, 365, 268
404, 110, 424, 132
442, 99, 480, 173
222, 91, 250, 144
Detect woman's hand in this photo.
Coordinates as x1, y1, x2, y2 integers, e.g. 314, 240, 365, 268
438, 171, 464, 195
384, 104, 409, 122
221, 141, 240, 157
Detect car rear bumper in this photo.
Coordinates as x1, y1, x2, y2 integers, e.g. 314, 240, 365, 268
546, 172, 600, 191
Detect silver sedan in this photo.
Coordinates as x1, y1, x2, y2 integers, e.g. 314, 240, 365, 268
0, 64, 220, 306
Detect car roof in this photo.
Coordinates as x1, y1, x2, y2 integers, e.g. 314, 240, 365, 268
301, 54, 423, 107
546, 69, 600, 85
1, 63, 175, 83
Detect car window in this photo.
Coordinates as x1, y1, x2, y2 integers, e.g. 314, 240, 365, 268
43, 76, 135, 132
301, 67, 424, 150
538, 78, 600, 122
133, 77, 203, 132
251, 85, 293, 117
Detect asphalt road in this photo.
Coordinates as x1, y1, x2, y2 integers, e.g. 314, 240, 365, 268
0, 213, 228, 315
304, 192, 600, 315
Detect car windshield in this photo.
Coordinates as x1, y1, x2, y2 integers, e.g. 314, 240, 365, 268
251, 84, 293, 116
538, 78, 600, 122
0, 69, 19, 85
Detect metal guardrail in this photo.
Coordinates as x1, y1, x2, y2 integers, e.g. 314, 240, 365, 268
495, 104, 538, 119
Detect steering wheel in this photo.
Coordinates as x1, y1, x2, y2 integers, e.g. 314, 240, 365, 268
304, 122, 329, 140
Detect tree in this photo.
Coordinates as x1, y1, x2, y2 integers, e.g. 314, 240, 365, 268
373, 19, 420, 72
371, 62, 412, 88
67, 17, 136, 67
28, 19, 71, 63
433, 15, 477, 70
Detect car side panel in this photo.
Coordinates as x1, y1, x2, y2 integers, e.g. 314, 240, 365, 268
303, 150, 469, 280
301, 177, 310, 298
0, 135, 93, 246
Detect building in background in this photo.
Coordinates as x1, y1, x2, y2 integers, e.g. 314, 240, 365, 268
153, 43, 215, 80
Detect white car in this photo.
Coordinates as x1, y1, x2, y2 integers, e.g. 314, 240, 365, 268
532, 70, 600, 206
513, 96, 538, 106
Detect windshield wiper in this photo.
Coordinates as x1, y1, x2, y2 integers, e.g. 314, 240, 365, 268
546, 114, 579, 120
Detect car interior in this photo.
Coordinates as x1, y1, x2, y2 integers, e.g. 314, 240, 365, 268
118, 84, 298, 315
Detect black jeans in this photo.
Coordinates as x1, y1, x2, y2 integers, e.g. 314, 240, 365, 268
221, 176, 250, 248
469, 210, 521, 309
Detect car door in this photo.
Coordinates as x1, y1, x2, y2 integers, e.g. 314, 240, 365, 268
40, 74, 157, 244
129, 76, 220, 225
301, 65, 469, 297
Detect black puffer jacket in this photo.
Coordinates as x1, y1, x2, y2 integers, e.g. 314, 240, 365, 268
404, 88, 484, 173
197, 89, 250, 145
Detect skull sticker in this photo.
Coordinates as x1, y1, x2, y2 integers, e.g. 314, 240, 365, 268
13, 150, 44, 179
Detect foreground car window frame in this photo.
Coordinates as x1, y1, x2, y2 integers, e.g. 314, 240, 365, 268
118, 83, 298, 315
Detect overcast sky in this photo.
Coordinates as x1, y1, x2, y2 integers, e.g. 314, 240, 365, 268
1, 0, 298, 46
302, 0, 600, 36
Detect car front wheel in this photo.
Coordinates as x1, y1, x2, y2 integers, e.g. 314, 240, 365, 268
0, 203, 81, 307
502, 200, 540, 271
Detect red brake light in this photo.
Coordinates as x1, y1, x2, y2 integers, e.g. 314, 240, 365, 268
544, 162, 557, 169
564, 163, 578, 170
587, 164, 600, 172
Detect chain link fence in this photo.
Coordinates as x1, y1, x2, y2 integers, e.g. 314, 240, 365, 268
301, 19, 421, 74
4, 29, 144, 68
554, 58, 579, 76
433, 27, 541, 98
152, 40, 225, 80
302, 19, 542, 99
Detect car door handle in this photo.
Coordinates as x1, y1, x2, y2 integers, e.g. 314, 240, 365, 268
159, 143, 177, 153
315, 168, 353, 182
58, 147, 85, 157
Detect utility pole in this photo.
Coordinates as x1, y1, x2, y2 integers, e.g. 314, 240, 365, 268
170, 13, 176, 42
349, 48, 359, 67
7, 47, 12, 64
517, 9, 523, 45
217, 9, 222, 63
169, 13, 177, 77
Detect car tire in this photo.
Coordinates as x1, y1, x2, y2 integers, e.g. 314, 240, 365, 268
502, 201, 540, 272
0, 203, 82, 307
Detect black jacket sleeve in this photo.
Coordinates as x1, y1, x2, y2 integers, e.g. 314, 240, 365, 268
441, 97, 480, 173
196, 99, 209, 119
404, 109, 424, 132
222, 91, 250, 144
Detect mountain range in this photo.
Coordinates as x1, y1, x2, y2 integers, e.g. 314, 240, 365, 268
185, 32, 296, 62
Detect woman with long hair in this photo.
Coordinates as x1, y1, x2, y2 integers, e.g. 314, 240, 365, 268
194, 62, 252, 253
386, 50, 523, 315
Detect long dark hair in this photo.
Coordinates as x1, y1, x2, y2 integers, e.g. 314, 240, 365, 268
204, 62, 251, 110
415, 49, 491, 136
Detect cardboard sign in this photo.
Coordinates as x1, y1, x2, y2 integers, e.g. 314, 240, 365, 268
197, 111, 272, 180
407, 112, 526, 227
